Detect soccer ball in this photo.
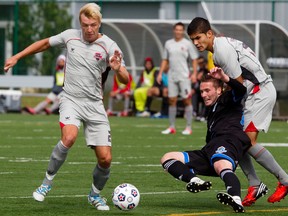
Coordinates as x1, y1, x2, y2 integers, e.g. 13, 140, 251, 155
112, 183, 140, 211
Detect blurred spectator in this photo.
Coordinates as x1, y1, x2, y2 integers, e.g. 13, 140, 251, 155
25, 54, 66, 115
106, 73, 133, 117
134, 57, 158, 116
140, 71, 169, 118
192, 56, 209, 121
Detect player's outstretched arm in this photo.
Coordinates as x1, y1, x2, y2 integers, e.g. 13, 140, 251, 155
109, 50, 129, 85
4, 38, 51, 72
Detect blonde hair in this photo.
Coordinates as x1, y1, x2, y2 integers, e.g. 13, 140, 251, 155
79, 3, 102, 23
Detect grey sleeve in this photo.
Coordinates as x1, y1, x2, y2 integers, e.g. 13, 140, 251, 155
49, 30, 68, 47
214, 45, 242, 79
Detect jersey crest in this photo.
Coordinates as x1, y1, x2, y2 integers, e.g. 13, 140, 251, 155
215, 146, 227, 154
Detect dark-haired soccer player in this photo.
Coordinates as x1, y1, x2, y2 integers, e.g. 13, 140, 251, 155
157, 22, 199, 135
187, 17, 288, 206
161, 68, 250, 213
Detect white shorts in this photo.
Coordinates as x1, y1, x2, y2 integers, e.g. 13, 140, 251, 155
59, 93, 111, 147
168, 78, 191, 99
243, 81, 276, 133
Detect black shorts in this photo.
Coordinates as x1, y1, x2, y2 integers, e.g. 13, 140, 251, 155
183, 134, 251, 177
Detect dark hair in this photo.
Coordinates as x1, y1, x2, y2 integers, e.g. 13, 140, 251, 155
200, 73, 224, 89
187, 17, 211, 36
173, 22, 185, 30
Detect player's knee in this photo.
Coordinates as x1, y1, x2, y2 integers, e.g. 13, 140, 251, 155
98, 154, 112, 168
160, 152, 180, 164
61, 134, 77, 147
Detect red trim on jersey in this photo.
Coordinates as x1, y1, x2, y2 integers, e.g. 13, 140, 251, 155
252, 84, 260, 94
59, 122, 65, 129
245, 121, 258, 132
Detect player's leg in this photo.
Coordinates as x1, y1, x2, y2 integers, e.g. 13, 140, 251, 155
34, 92, 55, 113
179, 79, 193, 135
85, 100, 111, 210
161, 151, 211, 192
145, 87, 160, 112
106, 91, 115, 115
33, 96, 80, 202
241, 82, 288, 204
214, 160, 244, 213
162, 81, 178, 134
123, 92, 130, 116
134, 87, 149, 114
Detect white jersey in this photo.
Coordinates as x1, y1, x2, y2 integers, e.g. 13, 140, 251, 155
213, 37, 272, 93
49, 29, 125, 100
163, 38, 199, 81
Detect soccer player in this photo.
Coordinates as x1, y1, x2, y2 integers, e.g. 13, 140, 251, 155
25, 54, 66, 115
157, 22, 199, 135
161, 68, 250, 213
4, 3, 129, 211
187, 17, 288, 206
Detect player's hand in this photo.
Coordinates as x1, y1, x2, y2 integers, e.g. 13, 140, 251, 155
109, 50, 122, 72
156, 73, 162, 84
4, 56, 18, 72
209, 67, 229, 82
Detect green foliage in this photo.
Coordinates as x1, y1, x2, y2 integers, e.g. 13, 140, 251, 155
14, 1, 72, 75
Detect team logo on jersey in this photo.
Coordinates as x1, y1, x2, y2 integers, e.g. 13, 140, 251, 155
94, 52, 103, 61
215, 146, 227, 154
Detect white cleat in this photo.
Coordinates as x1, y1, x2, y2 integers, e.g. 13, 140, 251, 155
33, 184, 51, 202
217, 192, 245, 213
186, 177, 212, 193
182, 128, 192, 135
161, 127, 176, 134
88, 194, 110, 211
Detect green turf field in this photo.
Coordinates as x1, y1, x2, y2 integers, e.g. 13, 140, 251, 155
0, 114, 288, 215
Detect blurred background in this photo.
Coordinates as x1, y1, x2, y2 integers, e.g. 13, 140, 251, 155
0, 0, 287, 116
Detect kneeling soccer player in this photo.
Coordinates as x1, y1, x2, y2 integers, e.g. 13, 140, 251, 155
161, 67, 251, 213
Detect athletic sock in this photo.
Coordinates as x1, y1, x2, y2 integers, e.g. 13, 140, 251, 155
168, 106, 177, 128
249, 143, 288, 185
124, 96, 130, 112
162, 159, 195, 183
220, 169, 241, 197
185, 105, 193, 129
90, 164, 110, 196
161, 97, 169, 116
108, 97, 113, 111
49, 100, 60, 113
34, 101, 49, 113
239, 153, 261, 186
42, 141, 69, 186
145, 96, 153, 111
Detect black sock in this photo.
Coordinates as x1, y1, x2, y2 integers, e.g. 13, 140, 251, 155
220, 169, 241, 197
145, 97, 153, 111
162, 159, 195, 183
161, 97, 169, 116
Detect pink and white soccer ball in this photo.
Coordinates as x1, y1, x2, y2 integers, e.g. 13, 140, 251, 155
112, 183, 140, 211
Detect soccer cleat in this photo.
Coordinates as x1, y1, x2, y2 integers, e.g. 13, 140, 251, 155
44, 108, 52, 115
25, 107, 36, 115
88, 194, 110, 211
267, 182, 288, 203
186, 177, 212, 193
32, 184, 51, 202
182, 128, 192, 135
217, 192, 245, 213
161, 127, 176, 134
106, 110, 114, 117
242, 182, 268, 206
136, 111, 151, 117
